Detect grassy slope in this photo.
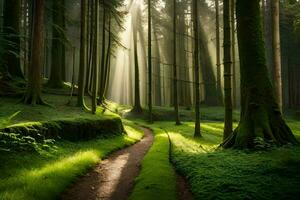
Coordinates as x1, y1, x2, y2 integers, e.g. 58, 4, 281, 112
0, 94, 115, 127
0, 123, 143, 200
129, 125, 177, 200
0, 95, 144, 200
154, 120, 300, 200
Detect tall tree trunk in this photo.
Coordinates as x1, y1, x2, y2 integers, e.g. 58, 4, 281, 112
215, 0, 222, 103
272, 0, 282, 112
132, 11, 143, 113
103, 12, 112, 99
222, 0, 297, 149
23, 0, 45, 105
173, 0, 180, 125
193, 0, 201, 137
223, 0, 233, 141
48, 0, 64, 88
98, 3, 106, 105
231, 0, 237, 108
148, 0, 153, 122
264, 0, 274, 77
91, 0, 99, 114
77, 0, 87, 108
3, 0, 23, 79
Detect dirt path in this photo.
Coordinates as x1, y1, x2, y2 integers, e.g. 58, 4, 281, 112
61, 128, 154, 200
177, 174, 194, 200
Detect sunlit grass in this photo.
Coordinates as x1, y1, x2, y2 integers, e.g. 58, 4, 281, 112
153, 120, 300, 200
129, 127, 177, 200
0, 124, 144, 200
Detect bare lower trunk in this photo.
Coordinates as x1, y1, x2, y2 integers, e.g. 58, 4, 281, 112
222, 0, 297, 149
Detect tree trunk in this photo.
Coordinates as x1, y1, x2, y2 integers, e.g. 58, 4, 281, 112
23, 0, 45, 105
231, 0, 237, 108
148, 0, 153, 122
91, 0, 99, 114
77, 0, 87, 108
223, 0, 233, 141
132, 10, 143, 113
173, 0, 180, 125
48, 0, 64, 88
272, 0, 282, 112
215, 0, 222, 104
193, 0, 201, 137
98, 3, 106, 105
103, 12, 112, 99
222, 0, 297, 149
3, 0, 23, 79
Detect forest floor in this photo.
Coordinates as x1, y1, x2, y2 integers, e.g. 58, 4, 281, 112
1, 94, 300, 199
61, 128, 154, 200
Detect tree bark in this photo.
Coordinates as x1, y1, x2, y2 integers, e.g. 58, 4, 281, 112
23, 0, 45, 105
272, 0, 283, 112
222, 0, 297, 149
132, 9, 143, 113
77, 0, 87, 108
148, 0, 153, 122
215, 0, 222, 104
231, 0, 237, 108
193, 0, 201, 137
92, 0, 99, 114
223, 0, 233, 141
173, 0, 180, 125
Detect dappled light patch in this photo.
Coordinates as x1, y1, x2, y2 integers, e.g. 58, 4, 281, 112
155, 121, 300, 200
0, 124, 144, 200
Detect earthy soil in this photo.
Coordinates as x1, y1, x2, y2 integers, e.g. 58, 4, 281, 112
61, 127, 193, 200
177, 174, 194, 200
61, 128, 154, 200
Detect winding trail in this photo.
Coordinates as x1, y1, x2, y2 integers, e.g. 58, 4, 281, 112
61, 128, 154, 200
61, 127, 193, 200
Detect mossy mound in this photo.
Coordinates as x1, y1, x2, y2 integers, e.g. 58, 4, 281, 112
2, 117, 124, 142
0, 116, 124, 152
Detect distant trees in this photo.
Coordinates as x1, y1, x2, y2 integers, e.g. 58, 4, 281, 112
222, 0, 297, 148
48, 0, 66, 88
3, 0, 23, 79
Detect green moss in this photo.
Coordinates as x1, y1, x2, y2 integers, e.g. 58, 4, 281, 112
152, 121, 300, 200
0, 124, 144, 200
129, 126, 177, 200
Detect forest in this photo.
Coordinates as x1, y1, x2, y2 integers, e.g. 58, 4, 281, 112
0, 0, 300, 199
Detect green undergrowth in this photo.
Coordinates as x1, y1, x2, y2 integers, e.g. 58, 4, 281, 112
119, 105, 240, 122
0, 123, 144, 200
155, 121, 300, 200
129, 125, 177, 200
0, 94, 124, 152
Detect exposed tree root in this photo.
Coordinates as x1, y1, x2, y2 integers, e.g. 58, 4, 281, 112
22, 93, 52, 107
222, 107, 298, 149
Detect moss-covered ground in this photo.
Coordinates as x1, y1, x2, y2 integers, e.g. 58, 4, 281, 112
155, 120, 300, 200
0, 95, 143, 200
129, 126, 177, 200
1, 96, 300, 200
0, 123, 143, 200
